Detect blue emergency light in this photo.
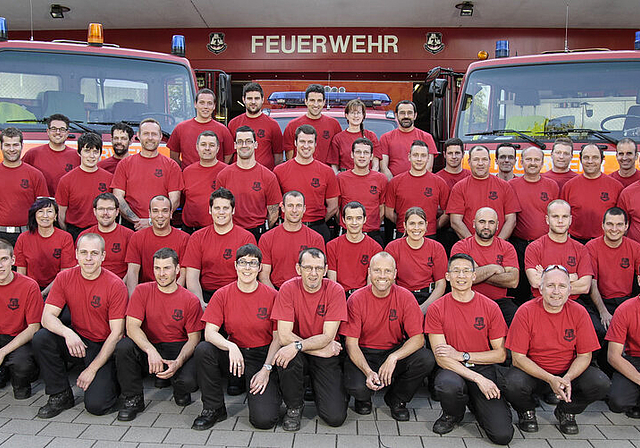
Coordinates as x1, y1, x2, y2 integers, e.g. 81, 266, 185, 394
171, 35, 185, 57
268, 91, 391, 107
496, 40, 509, 58
635, 31, 640, 50
0, 17, 7, 42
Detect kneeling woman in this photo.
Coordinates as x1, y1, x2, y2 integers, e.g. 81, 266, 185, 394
193, 244, 281, 430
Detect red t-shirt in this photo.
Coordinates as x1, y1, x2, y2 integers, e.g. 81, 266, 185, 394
452, 237, 518, 300
259, 225, 325, 288
386, 237, 447, 291
127, 282, 203, 344
447, 175, 521, 236
282, 115, 343, 165
217, 163, 282, 229
509, 176, 559, 241
330, 129, 382, 170
560, 174, 623, 240
0, 273, 43, 337
424, 291, 507, 353
203, 282, 278, 348
271, 277, 347, 339
606, 296, 640, 357
380, 128, 438, 177
609, 170, 640, 189
615, 180, 640, 244
506, 297, 600, 375
56, 167, 113, 228
125, 227, 190, 283
79, 224, 134, 278
14, 228, 76, 288
227, 113, 283, 170
182, 161, 227, 228
46, 266, 128, 342
385, 171, 450, 235
274, 159, 339, 222
524, 234, 593, 299
22, 144, 80, 196
110, 153, 184, 220
336, 170, 387, 232
340, 284, 423, 350
182, 225, 255, 291
326, 235, 382, 291
586, 236, 640, 300
0, 163, 48, 226
167, 118, 233, 167
436, 169, 471, 190
97, 156, 123, 175
542, 170, 578, 191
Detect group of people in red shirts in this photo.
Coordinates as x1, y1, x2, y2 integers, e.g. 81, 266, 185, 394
0, 82, 640, 443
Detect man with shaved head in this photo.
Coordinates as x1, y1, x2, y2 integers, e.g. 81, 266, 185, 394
452, 208, 519, 325
341, 252, 434, 419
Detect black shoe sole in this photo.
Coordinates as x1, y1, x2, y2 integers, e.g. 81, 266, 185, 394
192, 411, 227, 431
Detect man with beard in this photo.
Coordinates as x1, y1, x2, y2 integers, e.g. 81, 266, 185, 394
380, 101, 438, 180
98, 123, 134, 174
217, 126, 281, 241
452, 207, 519, 325
228, 83, 283, 170
542, 137, 578, 191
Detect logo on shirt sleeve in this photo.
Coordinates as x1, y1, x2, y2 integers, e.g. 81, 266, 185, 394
600, 192, 610, 202
98, 182, 108, 192
7, 298, 19, 310
154, 169, 163, 178
20, 179, 29, 189
252, 181, 262, 192
621, 258, 630, 268
52, 248, 62, 259
540, 192, 549, 201
563, 328, 575, 342
90, 295, 101, 308
316, 304, 326, 316
223, 248, 233, 260
369, 185, 378, 195
111, 243, 121, 253
257, 129, 266, 138
257, 307, 268, 320
488, 191, 498, 200
360, 255, 370, 265
65, 164, 73, 172
423, 187, 433, 197
310, 178, 320, 188
172, 309, 184, 321
389, 309, 398, 321
566, 256, 576, 267
473, 317, 485, 330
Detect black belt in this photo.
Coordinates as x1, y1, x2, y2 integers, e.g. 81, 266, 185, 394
303, 219, 325, 227
0, 226, 28, 233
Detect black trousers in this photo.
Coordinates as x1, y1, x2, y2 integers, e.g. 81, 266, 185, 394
435, 365, 514, 446
247, 223, 268, 242
305, 220, 331, 244
0, 335, 38, 388
608, 355, 640, 413
343, 345, 434, 404
504, 365, 610, 415
32, 328, 118, 415
65, 224, 89, 243
194, 341, 280, 429
278, 352, 347, 427
0, 231, 22, 247
496, 297, 519, 327
115, 337, 197, 398
508, 236, 534, 305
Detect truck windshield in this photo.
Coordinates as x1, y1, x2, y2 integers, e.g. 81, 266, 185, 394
456, 60, 640, 144
0, 49, 195, 134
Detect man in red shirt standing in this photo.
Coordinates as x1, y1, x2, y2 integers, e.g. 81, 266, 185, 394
336, 138, 387, 246
272, 248, 347, 431
542, 137, 578, 191
505, 265, 610, 435
56, 132, 113, 241
327, 202, 382, 296
258, 191, 325, 290
116, 247, 203, 421
217, 126, 281, 240
452, 207, 519, 325
228, 83, 283, 170
424, 253, 513, 445
79, 193, 134, 280
342, 252, 434, 419
0, 239, 43, 399
282, 84, 342, 165
274, 125, 339, 242
112, 119, 184, 230
448, 145, 520, 240
33, 233, 128, 418
0, 127, 48, 246
168, 88, 233, 167
385, 140, 449, 240
98, 122, 133, 174
380, 100, 438, 180
495, 143, 518, 182
609, 138, 640, 188
561, 143, 623, 243
22, 114, 80, 196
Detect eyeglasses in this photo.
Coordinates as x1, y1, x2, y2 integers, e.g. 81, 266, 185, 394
543, 264, 569, 275
235, 139, 255, 146
236, 259, 260, 268
299, 265, 325, 273
448, 268, 474, 276
96, 207, 117, 213
48, 126, 68, 133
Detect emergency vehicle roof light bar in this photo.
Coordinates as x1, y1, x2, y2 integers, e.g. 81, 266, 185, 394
635, 31, 640, 50
268, 92, 391, 107
0, 17, 7, 42
172, 35, 185, 57
496, 40, 509, 58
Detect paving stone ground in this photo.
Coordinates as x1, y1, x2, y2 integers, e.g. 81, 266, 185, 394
0, 373, 638, 447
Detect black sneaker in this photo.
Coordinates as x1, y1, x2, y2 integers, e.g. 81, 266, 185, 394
154, 377, 171, 389
117, 394, 145, 421
37, 388, 74, 419
13, 385, 31, 400
174, 392, 192, 407
625, 406, 640, 419
354, 399, 372, 415
384, 394, 410, 421
517, 409, 539, 432
432, 412, 463, 435
192, 406, 227, 430
282, 405, 304, 431
226, 381, 246, 396
554, 406, 579, 435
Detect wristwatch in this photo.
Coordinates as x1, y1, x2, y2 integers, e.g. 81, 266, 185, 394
462, 352, 470, 362
294, 341, 303, 352
263, 363, 273, 371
